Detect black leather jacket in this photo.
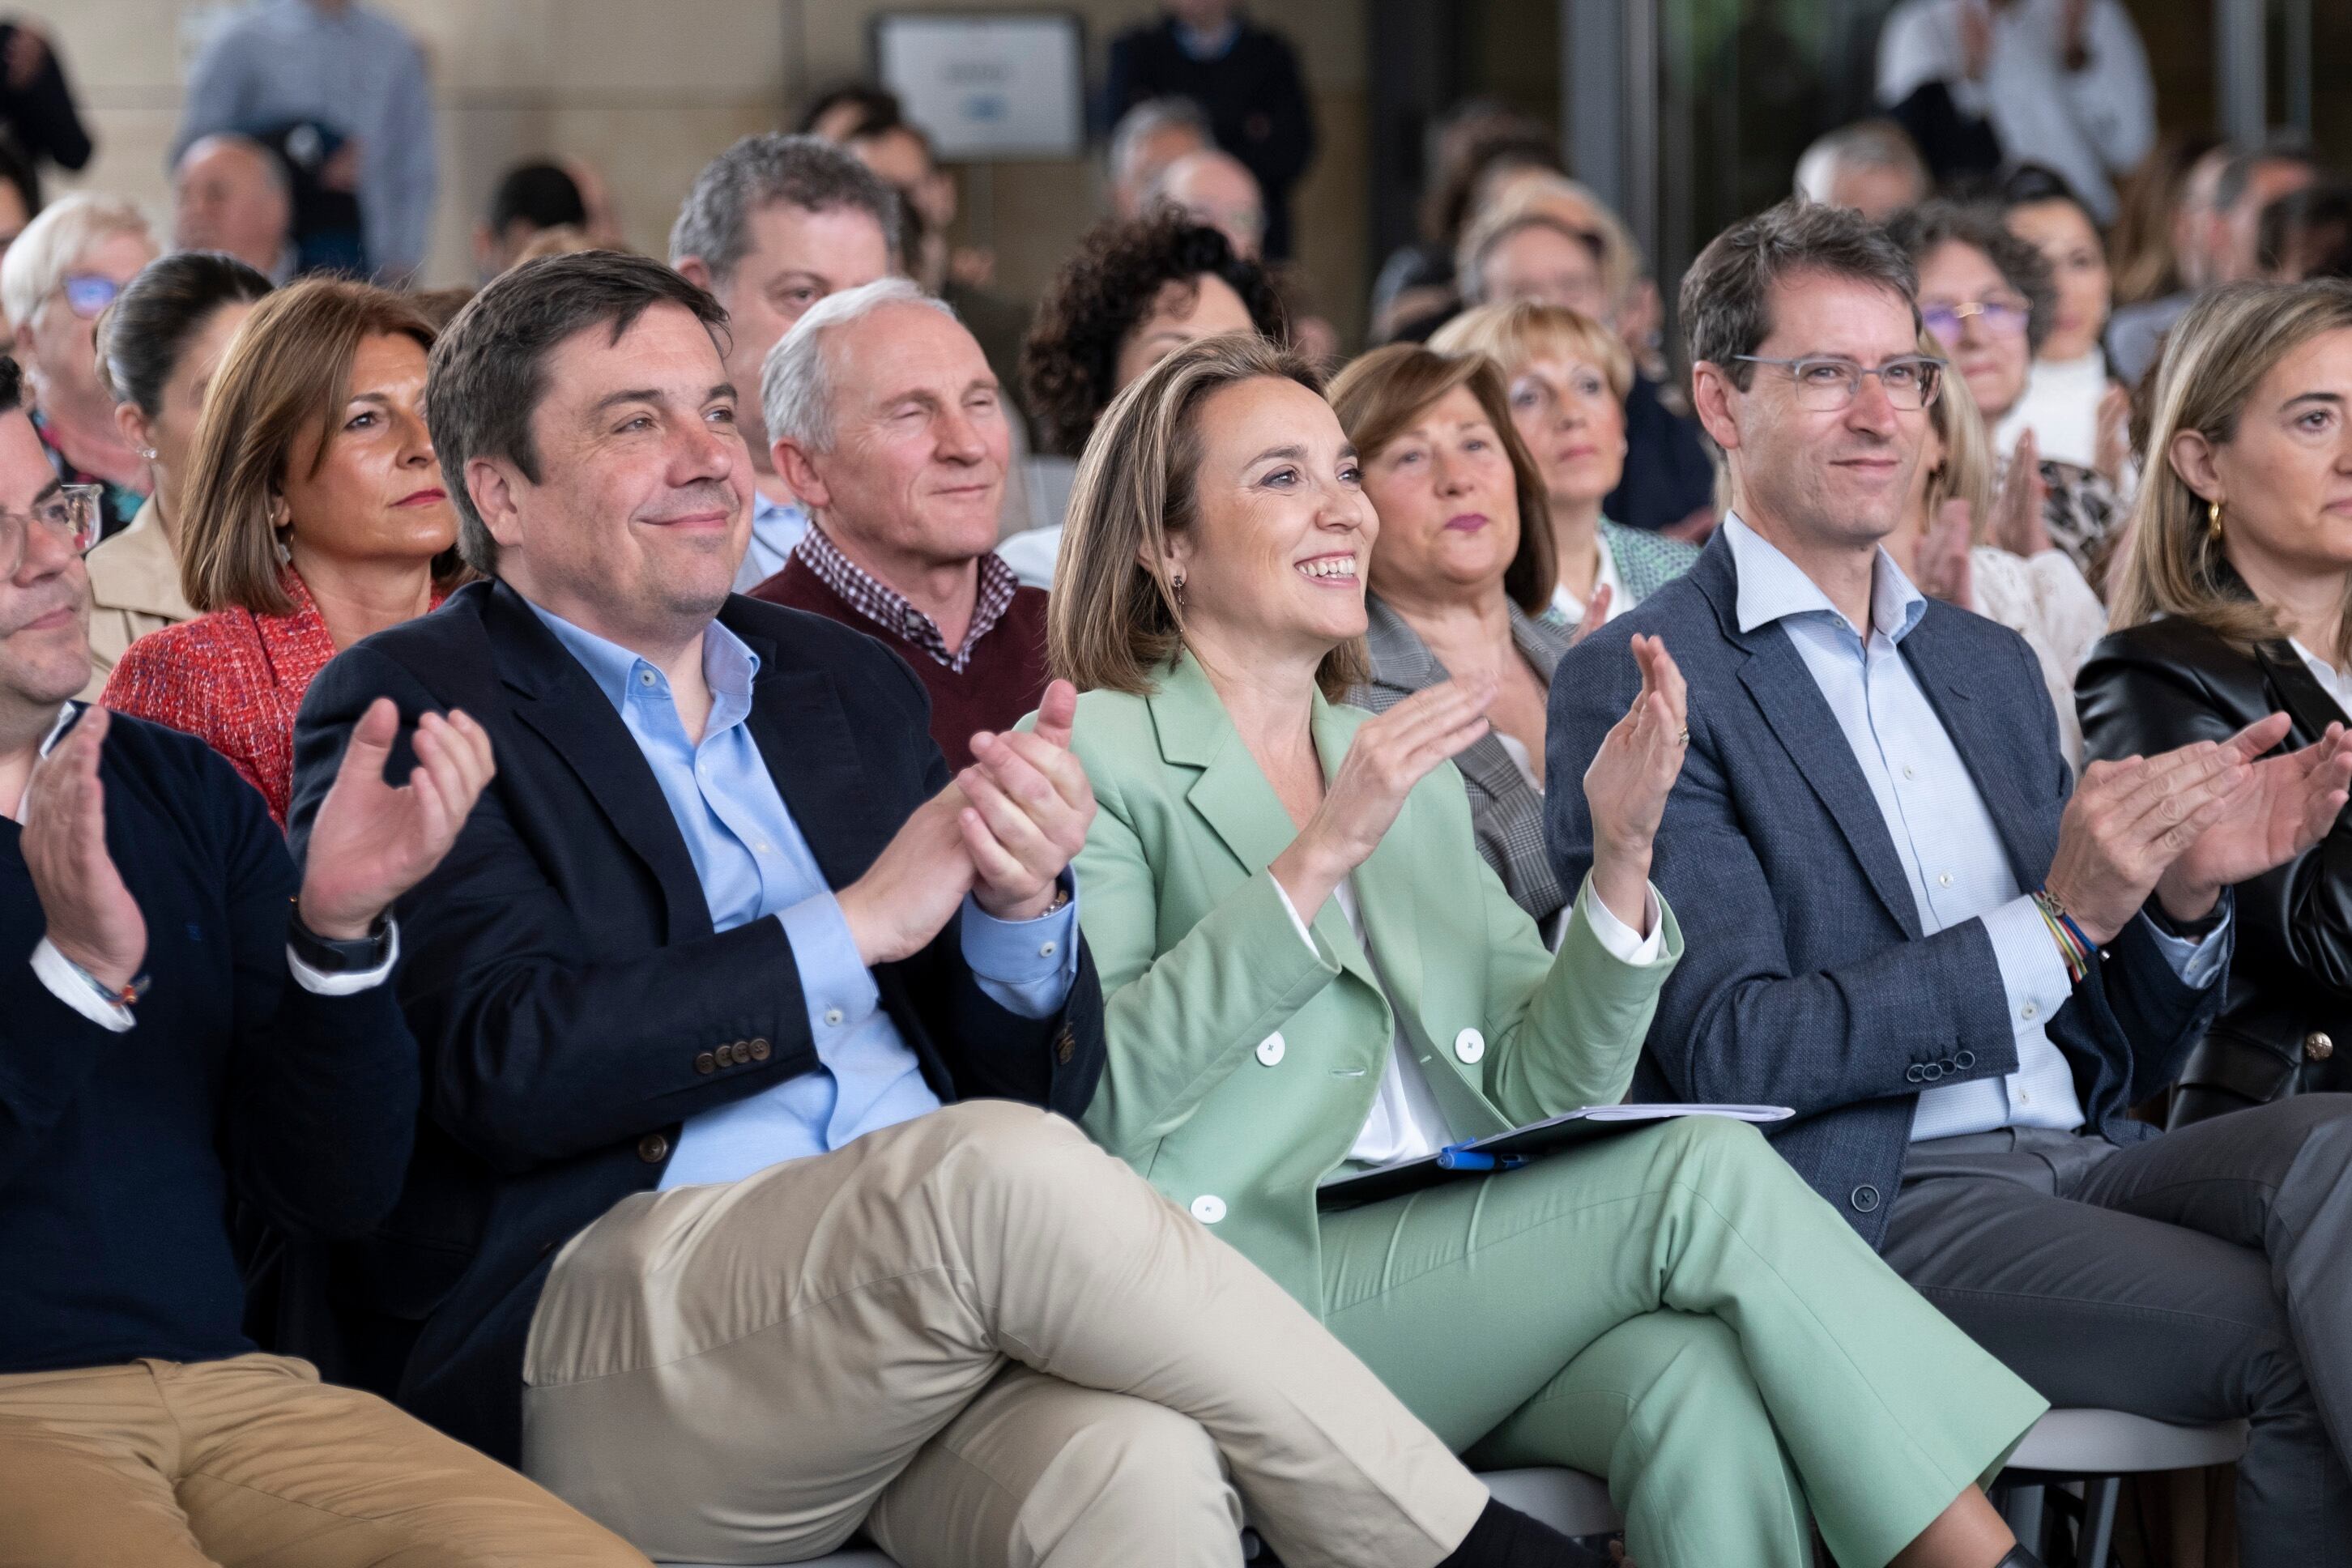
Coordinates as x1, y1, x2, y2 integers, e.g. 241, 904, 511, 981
2077, 615, 2352, 1125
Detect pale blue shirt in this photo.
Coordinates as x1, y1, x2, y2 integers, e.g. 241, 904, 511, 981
1719, 518, 2227, 1140
526, 603, 1078, 1187
735, 492, 812, 593
175, 0, 437, 277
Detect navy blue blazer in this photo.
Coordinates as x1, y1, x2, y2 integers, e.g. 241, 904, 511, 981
1545, 531, 2226, 1246
287, 580, 1106, 1465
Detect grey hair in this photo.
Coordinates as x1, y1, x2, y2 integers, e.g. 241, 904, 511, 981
1793, 119, 1927, 206
761, 277, 959, 454
1108, 98, 1210, 190
177, 133, 296, 199
667, 132, 899, 285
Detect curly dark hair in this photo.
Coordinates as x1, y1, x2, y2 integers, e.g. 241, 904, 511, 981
1883, 198, 2058, 356
1020, 211, 1288, 457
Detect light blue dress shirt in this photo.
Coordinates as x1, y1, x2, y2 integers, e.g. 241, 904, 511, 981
175, 0, 437, 277
735, 492, 812, 593
1719, 518, 2227, 1141
526, 603, 1078, 1188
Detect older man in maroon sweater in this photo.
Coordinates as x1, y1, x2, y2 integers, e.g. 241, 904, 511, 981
752, 278, 1047, 770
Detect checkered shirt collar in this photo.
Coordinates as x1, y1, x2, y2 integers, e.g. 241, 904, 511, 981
793, 522, 1017, 673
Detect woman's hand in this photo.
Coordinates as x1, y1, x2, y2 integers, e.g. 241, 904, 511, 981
1566, 584, 1614, 646
1582, 635, 1688, 935
1271, 676, 1495, 919
1992, 431, 2052, 558
1916, 498, 1977, 611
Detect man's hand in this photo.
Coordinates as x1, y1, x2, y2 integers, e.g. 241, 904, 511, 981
2154, 718, 2352, 922
298, 700, 496, 940
956, 680, 1096, 922
835, 786, 978, 967
2043, 735, 2255, 945
20, 707, 146, 993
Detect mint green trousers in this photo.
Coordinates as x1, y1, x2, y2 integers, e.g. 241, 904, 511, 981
1317, 1115, 2046, 1568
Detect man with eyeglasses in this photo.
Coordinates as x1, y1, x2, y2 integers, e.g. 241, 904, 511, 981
1548, 198, 2352, 1562
0, 193, 158, 541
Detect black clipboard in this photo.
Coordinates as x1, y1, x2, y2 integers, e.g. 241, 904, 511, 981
1315, 1105, 1794, 1211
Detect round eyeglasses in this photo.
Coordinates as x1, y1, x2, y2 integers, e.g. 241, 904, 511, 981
1, 484, 102, 578
1732, 355, 1945, 412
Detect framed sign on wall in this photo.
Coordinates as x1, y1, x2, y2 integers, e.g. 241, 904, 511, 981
871, 11, 1086, 161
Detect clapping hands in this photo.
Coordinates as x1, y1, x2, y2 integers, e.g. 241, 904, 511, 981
299, 699, 496, 940
1582, 635, 1689, 935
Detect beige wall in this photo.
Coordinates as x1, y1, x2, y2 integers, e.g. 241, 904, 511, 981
32, 0, 1368, 341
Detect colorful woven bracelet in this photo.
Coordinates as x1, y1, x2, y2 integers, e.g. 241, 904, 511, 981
2031, 889, 2093, 985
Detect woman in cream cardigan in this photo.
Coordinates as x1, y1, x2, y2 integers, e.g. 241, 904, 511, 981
1045, 334, 2049, 1568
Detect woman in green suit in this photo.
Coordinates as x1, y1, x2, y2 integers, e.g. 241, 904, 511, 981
1040, 334, 2049, 1568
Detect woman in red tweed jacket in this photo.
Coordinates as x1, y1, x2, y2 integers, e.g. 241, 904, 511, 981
104, 279, 458, 825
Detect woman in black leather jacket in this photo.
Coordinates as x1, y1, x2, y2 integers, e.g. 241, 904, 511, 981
2080, 279, 2352, 1126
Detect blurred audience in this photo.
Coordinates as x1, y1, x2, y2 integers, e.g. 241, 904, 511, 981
1461, 177, 1716, 536
2, 193, 158, 538
798, 82, 904, 144
2107, 138, 2235, 384
475, 160, 587, 279
756, 280, 1047, 771
0, 135, 38, 259
104, 279, 456, 824
1009, 211, 1285, 586
1793, 119, 1931, 223
1372, 109, 1562, 343
1895, 198, 2128, 592
1147, 147, 1265, 261
0, 19, 89, 184
1330, 343, 1574, 926
2212, 141, 2327, 287
403, 283, 474, 331
2257, 183, 2352, 283
84, 251, 273, 694
1885, 326, 2105, 767
1105, 96, 1212, 221
172, 133, 297, 282
1876, 0, 2153, 220
176, 0, 438, 281
670, 133, 896, 591
1107, 0, 1315, 260
1431, 301, 1699, 633
1996, 165, 2127, 476
2085, 279, 2352, 1127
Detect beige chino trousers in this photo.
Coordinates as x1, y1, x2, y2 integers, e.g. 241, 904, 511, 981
522, 1101, 1489, 1568
0, 1353, 648, 1568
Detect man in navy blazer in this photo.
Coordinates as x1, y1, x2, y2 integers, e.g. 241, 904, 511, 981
292, 251, 1600, 1568
1549, 200, 2352, 1562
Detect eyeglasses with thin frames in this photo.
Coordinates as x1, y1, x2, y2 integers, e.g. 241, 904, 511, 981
1920, 298, 2030, 341
1732, 355, 1945, 412
1, 485, 101, 578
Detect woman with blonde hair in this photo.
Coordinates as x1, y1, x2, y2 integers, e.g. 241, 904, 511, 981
104, 277, 458, 824
2080, 279, 2352, 1125
1881, 329, 2108, 769
1430, 302, 1698, 633
1048, 331, 2049, 1568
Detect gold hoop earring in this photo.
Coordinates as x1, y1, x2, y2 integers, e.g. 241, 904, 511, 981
2208, 499, 2225, 543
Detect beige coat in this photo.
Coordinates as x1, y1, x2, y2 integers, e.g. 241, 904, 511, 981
80, 498, 193, 700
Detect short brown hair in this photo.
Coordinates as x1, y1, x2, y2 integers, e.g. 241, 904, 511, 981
1681, 197, 1918, 388
2108, 279, 2352, 664
1327, 343, 1557, 616
177, 277, 437, 615
1050, 333, 1361, 698
428, 250, 727, 575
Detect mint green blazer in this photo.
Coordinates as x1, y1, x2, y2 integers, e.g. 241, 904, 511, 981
1063, 651, 1684, 1314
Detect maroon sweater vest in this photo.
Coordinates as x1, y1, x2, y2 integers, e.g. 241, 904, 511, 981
751, 557, 1051, 773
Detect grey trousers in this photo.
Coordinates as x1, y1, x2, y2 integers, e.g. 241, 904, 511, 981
1880, 1095, 2352, 1566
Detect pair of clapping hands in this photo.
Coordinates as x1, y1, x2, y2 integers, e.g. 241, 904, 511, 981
23, 701, 496, 994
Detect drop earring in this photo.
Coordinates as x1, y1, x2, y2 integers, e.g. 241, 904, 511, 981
2208, 499, 2225, 543
1170, 571, 1187, 607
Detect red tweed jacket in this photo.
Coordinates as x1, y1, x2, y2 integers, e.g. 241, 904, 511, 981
103, 569, 442, 827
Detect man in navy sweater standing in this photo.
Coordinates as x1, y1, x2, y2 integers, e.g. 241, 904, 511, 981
0, 354, 647, 1565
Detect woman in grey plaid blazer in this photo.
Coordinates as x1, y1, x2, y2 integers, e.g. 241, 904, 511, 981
1332, 344, 1584, 930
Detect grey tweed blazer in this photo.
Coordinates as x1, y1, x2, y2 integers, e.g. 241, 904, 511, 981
1354, 595, 1574, 926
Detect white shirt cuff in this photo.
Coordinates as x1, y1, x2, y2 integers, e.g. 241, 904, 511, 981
1581, 879, 1665, 966
1272, 878, 1319, 954
32, 937, 135, 1032
2139, 903, 2232, 991
285, 920, 401, 996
